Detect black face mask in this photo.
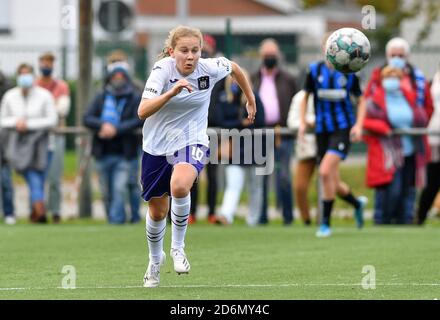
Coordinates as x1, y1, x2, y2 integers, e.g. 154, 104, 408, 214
263, 56, 278, 69
40, 67, 53, 77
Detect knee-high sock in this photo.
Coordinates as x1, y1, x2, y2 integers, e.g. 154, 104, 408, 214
171, 194, 191, 250
146, 213, 166, 264
322, 199, 334, 226
339, 192, 360, 209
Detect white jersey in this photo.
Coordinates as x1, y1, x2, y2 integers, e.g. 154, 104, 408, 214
141, 56, 232, 155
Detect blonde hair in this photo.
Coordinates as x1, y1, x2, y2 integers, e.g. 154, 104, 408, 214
158, 26, 203, 60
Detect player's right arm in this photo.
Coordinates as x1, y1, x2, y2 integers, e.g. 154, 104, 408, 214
137, 79, 192, 120
138, 59, 192, 120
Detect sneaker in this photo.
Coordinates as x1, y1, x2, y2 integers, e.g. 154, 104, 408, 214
5, 216, 16, 225
316, 224, 332, 238
170, 248, 190, 274
354, 196, 368, 229
143, 251, 166, 288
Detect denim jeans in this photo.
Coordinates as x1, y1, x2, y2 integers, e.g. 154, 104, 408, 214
1, 164, 14, 216
127, 157, 141, 223
260, 137, 294, 225
374, 155, 415, 224
95, 155, 130, 224
22, 169, 46, 204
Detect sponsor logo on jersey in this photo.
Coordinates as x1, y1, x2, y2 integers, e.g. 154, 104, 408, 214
338, 75, 347, 87
144, 87, 158, 94
317, 89, 347, 101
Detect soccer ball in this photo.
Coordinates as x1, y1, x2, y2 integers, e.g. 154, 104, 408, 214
325, 28, 371, 73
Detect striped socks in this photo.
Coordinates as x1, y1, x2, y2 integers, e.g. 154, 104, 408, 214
170, 194, 191, 250
146, 213, 166, 265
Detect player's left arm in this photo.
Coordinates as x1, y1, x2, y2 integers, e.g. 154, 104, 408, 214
230, 62, 256, 123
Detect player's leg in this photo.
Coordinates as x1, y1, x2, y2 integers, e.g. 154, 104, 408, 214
294, 158, 315, 225
335, 174, 367, 228
144, 195, 169, 288
169, 163, 197, 274
316, 152, 340, 237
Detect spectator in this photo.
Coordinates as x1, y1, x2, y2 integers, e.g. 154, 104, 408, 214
0, 63, 57, 223
83, 62, 143, 224
251, 38, 297, 225
287, 90, 317, 225
188, 34, 221, 224
105, 50, 143, 223
417, 65, 440, 224
363, 66, 430, 224
36, 52, 71, 223
0, 69, 15, 225
215, 71, 265, 226
363, 37, 433, 223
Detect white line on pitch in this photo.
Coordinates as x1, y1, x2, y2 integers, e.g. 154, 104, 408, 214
1, 283, 440, 291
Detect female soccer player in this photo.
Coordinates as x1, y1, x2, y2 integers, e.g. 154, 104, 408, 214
297, 36, 367, 238
138, 26, 256, 287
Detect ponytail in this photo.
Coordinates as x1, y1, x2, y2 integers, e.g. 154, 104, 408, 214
157, 25, 203, 60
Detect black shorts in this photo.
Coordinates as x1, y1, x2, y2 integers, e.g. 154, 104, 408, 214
316, 129, 351, 163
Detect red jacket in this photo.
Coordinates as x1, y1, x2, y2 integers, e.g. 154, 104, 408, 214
363, 76, 431, 188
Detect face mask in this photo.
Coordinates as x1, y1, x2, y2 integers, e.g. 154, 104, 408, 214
388, 57, 406, 70
111, 78, 127, 90
17, 74, 34, 88
40, 67, 53, 77
263, 56, 278, 69
382, 77, 400, 92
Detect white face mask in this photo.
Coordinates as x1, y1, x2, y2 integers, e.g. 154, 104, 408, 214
17, 74, 34, 88
388, 56, 406, 70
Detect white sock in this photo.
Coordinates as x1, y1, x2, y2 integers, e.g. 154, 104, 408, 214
171, 194, 190, 250
146, 213, 166, 265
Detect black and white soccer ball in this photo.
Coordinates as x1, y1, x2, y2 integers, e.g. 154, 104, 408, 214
325, 28, 371, 73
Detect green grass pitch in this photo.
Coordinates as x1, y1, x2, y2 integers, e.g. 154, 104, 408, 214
1, 219, 440, 300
